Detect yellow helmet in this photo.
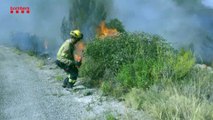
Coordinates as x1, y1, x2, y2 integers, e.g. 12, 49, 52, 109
70, 29, 83, 40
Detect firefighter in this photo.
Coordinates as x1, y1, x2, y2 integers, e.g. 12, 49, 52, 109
56, 30, 83, 88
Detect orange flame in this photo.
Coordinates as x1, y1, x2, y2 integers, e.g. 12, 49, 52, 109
97, 21, 119, 39
74, 41, 85, 62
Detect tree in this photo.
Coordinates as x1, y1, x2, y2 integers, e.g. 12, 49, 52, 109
60, 0, 112, 39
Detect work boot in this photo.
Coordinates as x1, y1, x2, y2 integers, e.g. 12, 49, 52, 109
66, 79, 76, 88
62, 77, 69, 88
66, 82, 74, 88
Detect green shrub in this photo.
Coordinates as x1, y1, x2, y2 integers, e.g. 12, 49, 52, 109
169, 49, 195, 79
117, 58, 163, 89
100, 80, 125, 98
81, 32, 195, 95
125, 88, 144, 109
101, 81, 113, 96
105, 112, 116, 120
81, 33, 171, 81
80, 30, 212, 119
27, 50, 37, 56
80, 57, 104, 80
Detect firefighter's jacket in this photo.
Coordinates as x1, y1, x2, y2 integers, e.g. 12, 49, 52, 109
57, 39, 75, 66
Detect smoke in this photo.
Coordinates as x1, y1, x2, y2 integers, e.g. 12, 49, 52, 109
0, 0, 69, 55
111, 0, 213, 63
0, 0, 213, 63
0, 0, 69, 39
61, 0, 112, 39
202, 0, 213, 8
0, 0, 111, 55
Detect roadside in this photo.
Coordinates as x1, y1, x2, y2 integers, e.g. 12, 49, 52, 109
0, 45, 150, 120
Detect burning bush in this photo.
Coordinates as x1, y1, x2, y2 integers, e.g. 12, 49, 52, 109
80, 32, 195, 93
96, 19, 125, 39
96, 21, 119, 39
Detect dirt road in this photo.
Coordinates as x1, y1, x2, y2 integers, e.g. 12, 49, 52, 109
0, 45, 92, 120
0, 45, 148, 120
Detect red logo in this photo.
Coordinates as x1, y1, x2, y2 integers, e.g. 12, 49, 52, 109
10, 6, 30, 14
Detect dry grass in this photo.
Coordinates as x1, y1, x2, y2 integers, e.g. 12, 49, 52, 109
125, 68, 213, 120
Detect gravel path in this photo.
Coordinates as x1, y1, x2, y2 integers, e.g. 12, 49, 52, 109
0, 46, 91, 120
0, 46, 149, 120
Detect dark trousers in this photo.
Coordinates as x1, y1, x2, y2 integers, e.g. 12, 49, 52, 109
55, 60, 78, 80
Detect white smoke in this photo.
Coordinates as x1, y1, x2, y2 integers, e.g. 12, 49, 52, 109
0, 0, 69, 43
112, 0, 200, 47
202, 0, 213, 8
111, 0, 213, 63
0, 0, 70, 55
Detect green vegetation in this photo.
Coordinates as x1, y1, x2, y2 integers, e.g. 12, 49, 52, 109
55, 74, 64, 81
27, 50, 37, 56
81, 33, 170, 80
80, 31, 213, 119
125, 68, 213, 120
13, 48, 22, 55
36, 58, 45, 69
105, 113, 116, 120
81, 32, 195, 92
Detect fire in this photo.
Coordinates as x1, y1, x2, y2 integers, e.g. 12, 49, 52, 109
74, 54, 82, 62
97, 21, 119, 38
74, 41, 85, 62
75, 41, 85, 52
